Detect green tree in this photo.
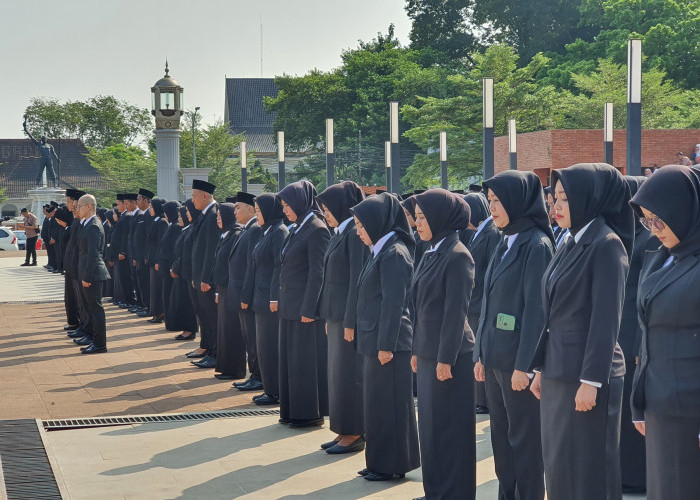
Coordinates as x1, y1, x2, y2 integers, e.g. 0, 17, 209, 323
24, 96, 151, 148
84, 144, 157, 207
248, 160, 279, 192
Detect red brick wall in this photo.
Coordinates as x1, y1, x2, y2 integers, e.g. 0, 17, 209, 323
494, 129, 700, 182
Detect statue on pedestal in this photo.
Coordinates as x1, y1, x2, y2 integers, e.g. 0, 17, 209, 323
23, 115, 60, 187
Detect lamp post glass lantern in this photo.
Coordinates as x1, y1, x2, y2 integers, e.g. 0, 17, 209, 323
192, 106, 200, 169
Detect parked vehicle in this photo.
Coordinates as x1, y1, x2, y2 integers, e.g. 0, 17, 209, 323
0, 227, 18, 251
15, 230, 26, 250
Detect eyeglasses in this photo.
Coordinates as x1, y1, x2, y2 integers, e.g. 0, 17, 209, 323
639, 216, 666, 232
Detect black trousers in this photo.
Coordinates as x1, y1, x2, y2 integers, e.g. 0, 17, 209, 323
541, 376, 623, 500
485, 367, 545, 500
25, 236, 37, 263
64, 275, 80, 326
148, 267, 163, 316
72, 279, 89, 331
197, 288, 218, 355
214, 288, 246, 378
645, 411, 700, 500
80, 281, 106, 348
117, 259, 135, 304
239, 309, 261, 381
255, 312, 279, 396
46, 241, 56, 268
468, 314, 488, 408
620, 358, 646, 490
136, 263, 150, 308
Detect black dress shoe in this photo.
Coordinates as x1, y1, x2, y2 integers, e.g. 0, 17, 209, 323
147, 316, 163, 323
288, 418, 324, 428
233, 376, 254, 388
622, 485, 646, 494
357, 468, 370, 476
137, 311, 151, 318
237, 379, 263, 391
252, 393, 265, 401
67, 329, 86, 338
119, 303, 131, 309
30, 262, 37, 266
215, 374, 235, 380
254, 394, 279, 406
174, 333, 196, 341
63, 324, 78, 331
475, 405, 489, 415
74, 336, 93, 346
192, 356, 216, 368
128, 306, 140, 312
364, 472, 405, 481
81, 344, 107, 354
326, 436, 365, 454
20, 262, 30, 266
321, 438, 340, 450
185, 350, 207, 359
278, 417, 291, 424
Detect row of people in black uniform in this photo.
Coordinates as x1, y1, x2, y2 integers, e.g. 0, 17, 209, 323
56, 163, 699, 500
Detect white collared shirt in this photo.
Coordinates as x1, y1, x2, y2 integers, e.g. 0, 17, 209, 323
501, 233, 518, 259
201, 199, 216, 215
372, 231, 396, 258
294, 212, 314, 233
221, 230, 230, 239
425, 236, 446, 253
573, 220, 595, 243
129, 209, 138, 216
82, 215, 95, 226
472, 216, 492, 241
245, 216, 257, 229
139, 209, 148, 215
335, 217, 353, 235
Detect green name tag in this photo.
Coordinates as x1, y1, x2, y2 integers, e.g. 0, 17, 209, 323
496, 313, 516, 331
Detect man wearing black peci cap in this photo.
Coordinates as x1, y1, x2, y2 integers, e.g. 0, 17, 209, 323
225, 191, 264, 389
113, 194, 138, 309
468, 183, 483, 193
128, 188, 154, 316
188, 179, 220, 368
63, 188, 88, 338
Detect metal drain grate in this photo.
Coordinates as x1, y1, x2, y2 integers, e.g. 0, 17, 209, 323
0, 419, 62, 499
42, 408, 280, 431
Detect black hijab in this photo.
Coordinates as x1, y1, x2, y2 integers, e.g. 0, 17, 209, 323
97, 208, 107, 223
277, 180, 321, 220
218, 202, 237, 232
624, 175, 647, 232
483, 170, 555, 243
163, 201, 180, 223
553, 163, 634, 256
104, 210, 113, 225
401, 196, 417, 220
350, 192, 415, 252
184, 199, 201, 224
316, 181, 365, 224
413, 189, 471, 246
179, 207, 190, 227
151, 198, 165, 217
630, 165, 700, 260
463, 192, 490, 227
255, 193, 285, 229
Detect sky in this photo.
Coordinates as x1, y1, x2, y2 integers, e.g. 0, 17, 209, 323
0, 0, 412, 139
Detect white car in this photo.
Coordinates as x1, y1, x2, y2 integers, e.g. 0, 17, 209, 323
0, 227, 18, 251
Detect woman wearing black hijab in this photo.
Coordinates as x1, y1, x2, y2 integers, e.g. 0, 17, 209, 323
102, 209, 115, 299
530, 163, 632, 500
401, 194, 430, 266
463, 192, 501, 414
212, 203, 247, 380
156, 201, 182, 331
169, 202, 200, 341
618, 176, 657, 494
108, 209, 121, 302
276, 180, 331, 428
316, 181, 368, 454
351, 193, 420, 482
241, 194, 289, 404
473, 170, 554, 500
629, 165, 700, 500
146, 198, 168, 323
411, 189, 476, 499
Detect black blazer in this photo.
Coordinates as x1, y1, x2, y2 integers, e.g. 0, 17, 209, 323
467, 219, 502, 317
317, 221, 368, 329
41, 216, 51, 241
278, 215, 330, 320
413, 230, 430, 267
474, 226, 553, 372
619, 227, 658, 359
412, 233, 475, 364
63, 219, 82, 277
355, 234, 414, 356
632, 250, 700, 420
241, 222, 288, 315
129, 211, 151, 264
212, 226, 241, 289
171, 225, 194, 281
227, 220, 263, 307
77, 217, 110, 283
190, 205, 219, 287
530, 217, 627, 384
156, 223, 182, 271
146, 217, 168, 266
114, 212, 133, 258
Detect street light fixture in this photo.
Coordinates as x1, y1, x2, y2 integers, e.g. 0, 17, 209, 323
192, 106, 200, 169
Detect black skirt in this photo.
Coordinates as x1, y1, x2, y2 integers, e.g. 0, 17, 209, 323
363, 351, 420, 475
326, 319, 364, 436
148, 267, 164, 316
165, 277, 197, 333
541, 376, 624, 500
255, 312, 279, 396
278, 318, 328, 421
161, 272, 174, 325
417, 354, 475, 499
468, 313, 488, 408
214, 287, 246, 378
620, 360, 646, 491
645, 411, 700, 500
